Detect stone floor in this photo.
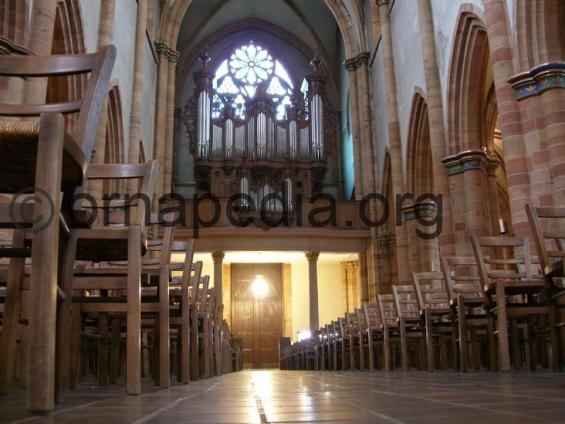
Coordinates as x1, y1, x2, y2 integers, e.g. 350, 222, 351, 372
2, 370, 565, 423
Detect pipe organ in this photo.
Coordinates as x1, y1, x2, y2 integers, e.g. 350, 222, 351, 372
184, 50, 330, 208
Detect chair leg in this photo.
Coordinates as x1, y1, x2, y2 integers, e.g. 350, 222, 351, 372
126, 226, 141, 395
549, 303, 561, 372
383, 328, 391, 372
55, 231, 77, 402
110, 318, 121, 384
27, 113, 64, 413
359, 333, 365, 370
495, 282, 511, 371
190, 312, 199, 380
181, 294, 190, 384
159, 266, 170, 387
399, 320, 409, 372
424, 308, 434, 372
70, 304, 82, 387
202, 317, 211, 378
98, 313, 110, 385
457, 296, 468, 372
0, 230, 25, 393
349, 336, 356, 370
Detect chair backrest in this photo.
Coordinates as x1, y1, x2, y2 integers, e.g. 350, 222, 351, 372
189, 261, 203, 306
440, 256, 484, 302
363, 302, 382, 330
345, 312, 359, 335
471, 235, 542, 286
355, 307, 367, 331
411, 271, 449, 313
0, 46, 116, 163
526, 204, 565, 274
338, 317, 347, 338
84, 160, 159, 233
393, 285, 420, 321
376, 294, 397, 328
145, 212, 178, 266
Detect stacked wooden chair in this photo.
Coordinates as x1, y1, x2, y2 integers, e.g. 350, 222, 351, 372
411, 271, 457, 371
526, 204, 564, 371
282, 207, 564, 375
0, 45, 116, 411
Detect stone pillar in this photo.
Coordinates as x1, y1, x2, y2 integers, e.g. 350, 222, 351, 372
377, 2, 410, 284
443, 150, 500, 251
305, 251, 320, 333
153, 44, 169, 206
482, 0, 532, 235
24, 0, 58, 103
345, 64, 364, 199
127, 0, 147, 189
416, 0, 455, 256
212, 251, 224, 307
358, 248, 369, 303
90, 0, 116, 199
164, 56, 179, 194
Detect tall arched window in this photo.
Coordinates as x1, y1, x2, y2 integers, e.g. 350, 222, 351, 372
212, 41, 294, 120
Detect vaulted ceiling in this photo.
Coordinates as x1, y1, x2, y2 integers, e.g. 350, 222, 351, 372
176, 0, 341, 65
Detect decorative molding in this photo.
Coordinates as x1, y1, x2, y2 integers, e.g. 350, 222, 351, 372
305, 251, 320, 263
402, 201, 437, 222
212, 251, 225, 263
155, 41, 180, 63
344, 52, 370, 71
442, 149, 500, 176
509, 62, 565, 100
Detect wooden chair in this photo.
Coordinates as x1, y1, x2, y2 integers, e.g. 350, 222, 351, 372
0, 46, 115, 411
168, 242, 200, 384
355, 307, 367, 370
393, 285, 426, 371
345, 311, 362, 370
364, 302, 388, 371
411, 271, 457, 371
329, 320, 340, 370
66, 160, 158, 397
441, 256, 492, 371
471, 235, 555, 371
526, 204, 565, 370
191, 274, 210, 380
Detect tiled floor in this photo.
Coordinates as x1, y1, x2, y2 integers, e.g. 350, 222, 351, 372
2, 370, 565, 423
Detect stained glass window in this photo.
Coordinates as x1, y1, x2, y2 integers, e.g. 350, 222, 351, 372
212, 42, 294, 120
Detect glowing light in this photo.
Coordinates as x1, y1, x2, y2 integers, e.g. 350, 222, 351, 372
251, 275, 269, 297
297, 330, 311, 342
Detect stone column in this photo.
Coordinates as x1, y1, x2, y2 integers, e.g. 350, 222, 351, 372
377, 2, 410, 284
212, 251, 225, 307
305, 251, 320, 333
358, 248, 369, 303
443, 150, 500, 251
345, 64, 364, 199
482, 0, 532, 235
163, 56, 179, 194
416, 0, 455, 256
24, 0, 58, 103
127, 0, 147, 190
153, 44, 169, 203
90, 0, 116, 200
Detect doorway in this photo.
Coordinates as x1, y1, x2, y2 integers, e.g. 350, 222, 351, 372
231, 263, 282, 369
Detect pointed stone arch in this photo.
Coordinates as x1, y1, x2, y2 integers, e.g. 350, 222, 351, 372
0, 0, 28, 45
406, 89, 432, 197
514, 0, 565, 72
46, 0, 86, 132
446, 6, 490, 154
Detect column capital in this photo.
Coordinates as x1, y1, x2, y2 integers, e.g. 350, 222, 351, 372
155, 42, 180, 63
509, 62, 565, 101
212, 251, 225, 263
343, 52, 371, 71
305, 251, 320, 263
442, 148, 500, 177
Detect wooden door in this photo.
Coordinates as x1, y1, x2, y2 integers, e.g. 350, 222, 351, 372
231, 264, 282, 369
